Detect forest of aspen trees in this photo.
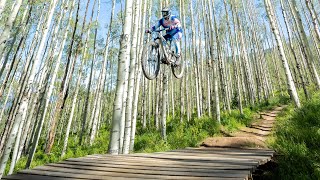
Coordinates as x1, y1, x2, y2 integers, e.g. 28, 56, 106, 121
0, 0, 320, 178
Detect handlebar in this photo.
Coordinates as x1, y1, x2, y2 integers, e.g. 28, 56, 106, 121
146, 28, 169, 34
154, 28, 169, 32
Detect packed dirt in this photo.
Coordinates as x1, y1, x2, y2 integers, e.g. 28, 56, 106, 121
201, 106, 284, 149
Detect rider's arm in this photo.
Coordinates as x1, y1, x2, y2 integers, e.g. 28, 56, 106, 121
171, 16, 181, 28
151, 20, 161, 31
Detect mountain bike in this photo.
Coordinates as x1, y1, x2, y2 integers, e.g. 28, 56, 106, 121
141, 28, 184, 80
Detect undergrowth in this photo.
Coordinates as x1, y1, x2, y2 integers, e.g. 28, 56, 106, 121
269, 92, 320, 179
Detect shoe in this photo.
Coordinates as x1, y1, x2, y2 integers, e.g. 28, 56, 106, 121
161, 57, 167, 64
151, 42, 159, 48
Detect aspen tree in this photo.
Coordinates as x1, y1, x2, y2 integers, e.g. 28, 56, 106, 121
288, 0, 320, 89
197, 9, 204, 115
0, 0, 59, 176
305, 0, 320, 42
82, 0, 100, 145
264, 0, 301, 107
0, 0, 23, 59
280, 0, 309, 99
190, 1, 201, 118
61, 0, 98, 157
0, 13, 43, 154
123, 0, 141, 154
207, 0, 220, 123
108, 0, 133, 155
223, 0, 243, 114
158, 0, 170, 141
0, 0, 7, 18
0, 4, 32, 96
232, 1, 256, 105
25, 0, 76, 166
46, 0, 89, 154
300, 1, 320, 62
88, 0, 116, 146
181, 0, 189, 121
131, 0, 151, 146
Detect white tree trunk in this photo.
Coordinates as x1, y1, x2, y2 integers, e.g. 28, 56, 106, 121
207, 0, 220, 122
62, 0, 97, 157
264, 0, 301, 108
161, 68, 168, 141
90, 0, 115, 145
25, 0, 75, 167
0, 0, 58, 177
0, 0, 7, 18
289, 0, 320, 89
0, 0, 23, 56
108, 0, 133, 155
306, 0, 320, 42
123, 0, 141, 155
134, 0, 152, 133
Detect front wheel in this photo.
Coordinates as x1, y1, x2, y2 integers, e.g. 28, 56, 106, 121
171, 54, 184, 79
141, 41, 161, 80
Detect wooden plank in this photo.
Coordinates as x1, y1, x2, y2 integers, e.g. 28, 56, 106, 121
90, 151, 266, 162
22, 167, 245, 180
126, 153, 263, 163
169, 147, 274, 154
70, 155, 261, 167
155, 152, 273, 164
168, 150, 274, 158
72, 155, 260, 167
89, 150, 273, 158
16, 170, 145, 180
63, 159, 255, 171
86, 151, 273, 159
52, 161, 253, 175
182, 147, 274, 153
66, 158, 257, 172
80, 154, 262, 163
153, 151, 273, 159
37, 163, 251, 178
2, 173, 73, 180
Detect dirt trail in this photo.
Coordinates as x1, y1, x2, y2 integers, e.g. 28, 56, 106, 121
201, 106, 284, 149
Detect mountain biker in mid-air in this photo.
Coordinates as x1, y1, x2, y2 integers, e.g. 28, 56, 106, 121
146, 7, 183, 66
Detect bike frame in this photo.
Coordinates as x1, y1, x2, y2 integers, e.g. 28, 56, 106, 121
152, 28, 175, 64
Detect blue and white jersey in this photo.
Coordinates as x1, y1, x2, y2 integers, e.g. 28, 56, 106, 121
151, 15, 183, 37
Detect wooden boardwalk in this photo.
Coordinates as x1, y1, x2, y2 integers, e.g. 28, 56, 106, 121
3, 147, 274, 180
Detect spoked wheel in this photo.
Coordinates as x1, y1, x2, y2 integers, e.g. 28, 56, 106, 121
141, 41, 161, 80
171, 54, 184, 79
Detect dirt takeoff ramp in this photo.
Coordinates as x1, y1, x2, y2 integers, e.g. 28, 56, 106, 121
3, 147, 274, 180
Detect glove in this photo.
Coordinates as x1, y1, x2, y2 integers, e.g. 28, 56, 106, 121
169, 25, 176, 30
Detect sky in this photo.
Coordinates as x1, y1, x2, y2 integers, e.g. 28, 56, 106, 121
73, 0, 320, 54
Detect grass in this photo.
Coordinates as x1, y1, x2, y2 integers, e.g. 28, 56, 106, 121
268, 92, 320, 179
5, 125, 111, 174
134, 115, 220, 153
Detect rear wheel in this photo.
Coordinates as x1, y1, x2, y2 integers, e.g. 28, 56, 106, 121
171, 54, 184, 79
141, 41, 161, 80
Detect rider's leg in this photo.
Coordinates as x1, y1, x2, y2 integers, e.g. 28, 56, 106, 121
172, 32, 182, 56
173, 39, 181, 56
172, 32, 182, 66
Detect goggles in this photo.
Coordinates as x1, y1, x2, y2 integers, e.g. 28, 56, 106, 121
162, 11, 170, 18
